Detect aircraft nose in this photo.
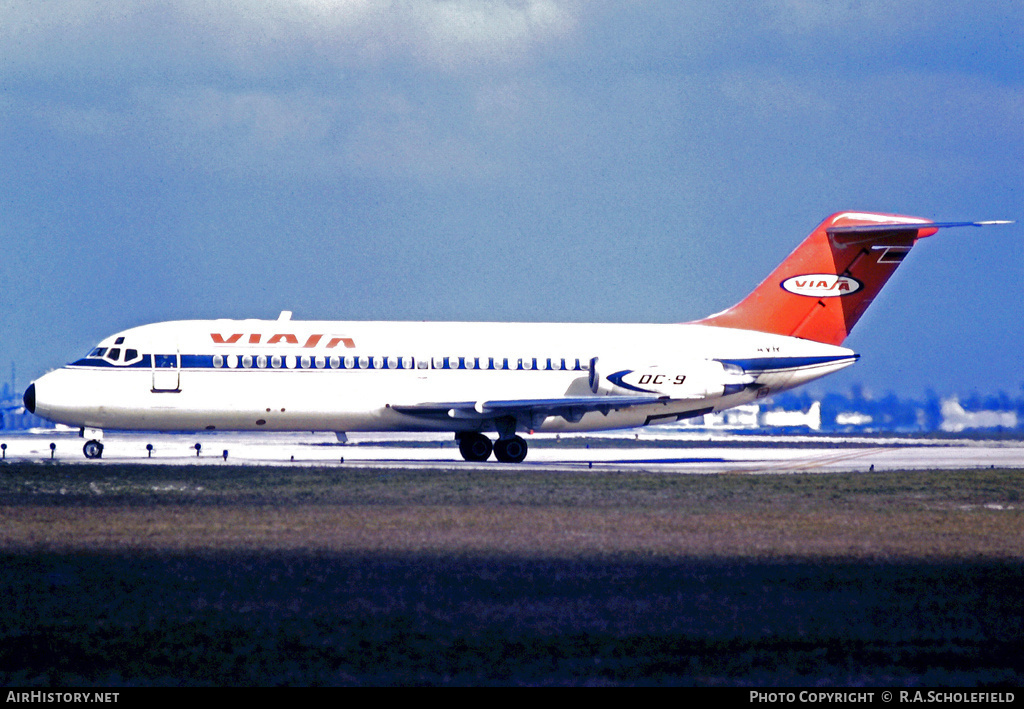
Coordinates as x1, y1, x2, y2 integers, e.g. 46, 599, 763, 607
23, 383, 36, 414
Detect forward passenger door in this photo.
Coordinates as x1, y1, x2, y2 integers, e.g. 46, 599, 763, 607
152, 352, 181, 392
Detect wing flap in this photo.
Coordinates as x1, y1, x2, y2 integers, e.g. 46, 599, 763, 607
389, 394, 671, 424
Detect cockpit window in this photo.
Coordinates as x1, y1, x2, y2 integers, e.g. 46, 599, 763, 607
89, 348, 107, 358
107, 348, 121, 362
125, 349, 138, 362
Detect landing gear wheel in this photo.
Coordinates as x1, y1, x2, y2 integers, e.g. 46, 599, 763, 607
493, 435, 528, 463
83, 440, 104, 459
458, 432, 493, 462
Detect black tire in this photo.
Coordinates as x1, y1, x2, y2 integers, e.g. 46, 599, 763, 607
458, 432, 493, 462
83, 440, 104, 459
493, 435, 528, 463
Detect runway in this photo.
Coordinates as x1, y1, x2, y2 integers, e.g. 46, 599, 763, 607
3, 430, 1022, 686
2, 429, 1022, 473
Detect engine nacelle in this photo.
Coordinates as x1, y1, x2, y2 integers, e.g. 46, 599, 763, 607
592, 358, 755, 399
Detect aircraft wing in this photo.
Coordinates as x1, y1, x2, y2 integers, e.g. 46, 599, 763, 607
389, 394, 671, 424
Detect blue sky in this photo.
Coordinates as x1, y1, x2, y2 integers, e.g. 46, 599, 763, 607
2, 1, 1022, 398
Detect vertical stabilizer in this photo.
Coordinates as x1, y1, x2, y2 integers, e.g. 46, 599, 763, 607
692, 212, 945, 346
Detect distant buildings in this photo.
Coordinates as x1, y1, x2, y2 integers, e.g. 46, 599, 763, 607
0, 381, 55, 431
681, 388, 1024, 434
940, 398, 1018, 433
700, 402, 823, 430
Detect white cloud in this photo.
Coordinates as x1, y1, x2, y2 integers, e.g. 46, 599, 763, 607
0, 0, 577, 74
0, 0, 580, 184
407, 0, 575, 68
41, 80, 515, 182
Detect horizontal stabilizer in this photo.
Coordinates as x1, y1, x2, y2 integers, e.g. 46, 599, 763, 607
828, 220, 1012, 234
827, 220, 1013, 242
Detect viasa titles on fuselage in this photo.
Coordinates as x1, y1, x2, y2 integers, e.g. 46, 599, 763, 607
24, 212, 1011, 461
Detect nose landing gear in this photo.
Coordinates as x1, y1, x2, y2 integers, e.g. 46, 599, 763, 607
83, 440, 104, 459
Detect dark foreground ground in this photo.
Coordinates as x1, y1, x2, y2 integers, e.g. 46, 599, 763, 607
1, 463, 1022, 686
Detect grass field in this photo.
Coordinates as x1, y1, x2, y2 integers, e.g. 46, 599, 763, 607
1, 463, 1022, 685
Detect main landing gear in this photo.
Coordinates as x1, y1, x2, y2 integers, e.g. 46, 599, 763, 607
494, 436, 528, 463
457, 432, 528, 463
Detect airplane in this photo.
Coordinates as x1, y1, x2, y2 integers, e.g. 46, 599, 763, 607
23, 212, 1011, 462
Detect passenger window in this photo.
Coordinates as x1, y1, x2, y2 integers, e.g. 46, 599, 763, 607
329, 355, 340, 369
213, 354, 224, 368
242, 354, 253, 368
314, 355, 325, 369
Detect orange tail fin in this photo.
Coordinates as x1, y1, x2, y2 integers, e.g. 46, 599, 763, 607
693, 212, 942, 346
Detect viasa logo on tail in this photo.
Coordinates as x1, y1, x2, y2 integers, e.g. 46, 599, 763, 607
780, 275, 862, 298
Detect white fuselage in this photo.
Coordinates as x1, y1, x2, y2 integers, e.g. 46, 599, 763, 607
29, 318, 857, 436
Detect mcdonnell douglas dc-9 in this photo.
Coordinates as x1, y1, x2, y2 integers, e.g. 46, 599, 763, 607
24, 212, 1010, 461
